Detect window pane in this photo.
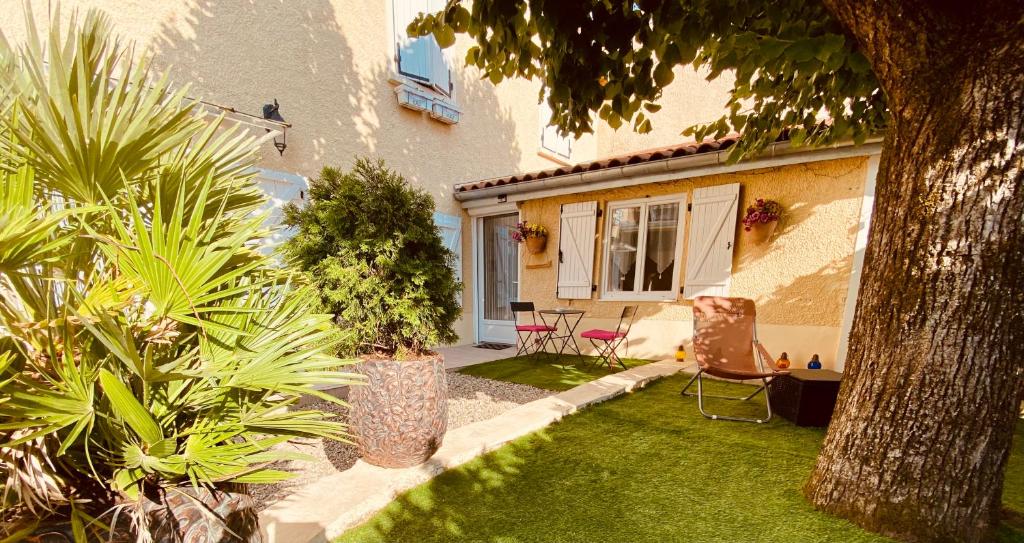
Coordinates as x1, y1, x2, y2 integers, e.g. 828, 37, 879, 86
606, 206, 641, 292
483, 213, 518, 321
642, 203, 679, 292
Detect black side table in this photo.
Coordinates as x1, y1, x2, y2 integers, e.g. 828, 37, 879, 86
768, 369, 842, 427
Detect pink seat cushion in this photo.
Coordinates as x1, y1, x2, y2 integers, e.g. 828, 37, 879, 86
580, 329, 625, 341
517, 324, 556, 332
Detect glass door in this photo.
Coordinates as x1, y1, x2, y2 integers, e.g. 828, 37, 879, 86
477, 213, 519, 344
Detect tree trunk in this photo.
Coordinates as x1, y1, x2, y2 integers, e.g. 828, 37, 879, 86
805, 3, 1024, 542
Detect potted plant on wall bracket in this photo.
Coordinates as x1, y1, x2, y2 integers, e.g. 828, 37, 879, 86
742, 198, 783, 244
283, 159, 462, 469
0, 10, 359, 541
512, 221, 549, 254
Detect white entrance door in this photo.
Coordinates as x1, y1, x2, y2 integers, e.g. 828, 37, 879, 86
476, 213, 519, 344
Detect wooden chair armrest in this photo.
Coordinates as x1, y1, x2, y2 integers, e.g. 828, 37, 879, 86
754, 341, 778, 371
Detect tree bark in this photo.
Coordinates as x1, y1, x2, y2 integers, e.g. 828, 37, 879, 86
805, 3, 1024, 541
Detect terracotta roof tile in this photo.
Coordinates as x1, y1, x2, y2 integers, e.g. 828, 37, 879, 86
454, 133, 769, 193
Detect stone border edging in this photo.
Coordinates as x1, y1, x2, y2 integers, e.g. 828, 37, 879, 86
259, 359, 687, 543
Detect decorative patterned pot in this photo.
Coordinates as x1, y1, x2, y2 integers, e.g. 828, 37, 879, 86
525, 235, 547, 255
349, 355, 448, 468
745, 220, 777, 244
27, 486, 260, 542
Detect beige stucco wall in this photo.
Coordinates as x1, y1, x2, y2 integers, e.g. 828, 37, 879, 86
595, 66, 736, 157
516, 157, 869, 369
0, 0, 609, 345
1, 1, 745, 348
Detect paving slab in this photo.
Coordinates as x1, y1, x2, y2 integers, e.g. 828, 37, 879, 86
259, 359, 686, 543
437, 343, 516, 369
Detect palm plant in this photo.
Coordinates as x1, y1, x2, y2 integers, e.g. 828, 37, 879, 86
0, 7, 357, 539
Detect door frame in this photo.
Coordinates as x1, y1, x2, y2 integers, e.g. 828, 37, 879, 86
469, 203, 520, 344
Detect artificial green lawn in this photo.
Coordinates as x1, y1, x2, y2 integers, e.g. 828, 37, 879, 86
337, 374, 1024, 542
456, 353, 652, 391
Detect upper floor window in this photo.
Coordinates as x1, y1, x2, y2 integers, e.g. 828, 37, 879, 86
393, 0, 452, 97
539, 96, 572, 162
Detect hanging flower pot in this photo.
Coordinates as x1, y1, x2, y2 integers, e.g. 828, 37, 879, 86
742, 198, 782, 245
745, 220, 778, 244
511, 221, 549, 254
525, 234, 547, 254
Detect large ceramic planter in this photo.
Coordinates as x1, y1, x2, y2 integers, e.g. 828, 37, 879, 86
349, 355, 448, 468
525, 235, 547, 255
745, 221, 778, 244
28, 486, 260, 542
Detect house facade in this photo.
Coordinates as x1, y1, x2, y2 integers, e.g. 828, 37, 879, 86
456, 139, 881, 371
2, 1, 877, 369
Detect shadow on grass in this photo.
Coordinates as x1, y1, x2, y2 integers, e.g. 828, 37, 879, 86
335, 375, 964, 543
456, 353, 654, 391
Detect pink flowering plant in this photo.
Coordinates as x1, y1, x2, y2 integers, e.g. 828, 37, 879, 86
511, 221, 548, 242
742, 198, 783, 231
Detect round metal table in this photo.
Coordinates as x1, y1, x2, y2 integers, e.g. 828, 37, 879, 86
538, 308, 586, 359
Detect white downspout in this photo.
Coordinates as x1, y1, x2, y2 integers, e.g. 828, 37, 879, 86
835, 154, 881, 372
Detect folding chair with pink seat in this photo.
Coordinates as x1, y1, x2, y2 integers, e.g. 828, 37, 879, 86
510, 302, 557, 358
680, 296, 788, 424
580, 306, 637, 371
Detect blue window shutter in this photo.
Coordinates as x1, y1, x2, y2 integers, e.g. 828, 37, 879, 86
429, 39, 452, 96
394, 0, 431, 81
256, 169, 308, 253
433, 212, 462, 283
427, 0, 451, 95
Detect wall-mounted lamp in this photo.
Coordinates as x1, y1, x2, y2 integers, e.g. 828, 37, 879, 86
262, 99, 287, 155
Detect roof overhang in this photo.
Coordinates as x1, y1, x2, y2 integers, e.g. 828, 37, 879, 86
456, 138, 884, 208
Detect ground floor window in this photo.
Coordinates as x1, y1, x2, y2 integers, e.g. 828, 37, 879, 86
601, 194, 686, 301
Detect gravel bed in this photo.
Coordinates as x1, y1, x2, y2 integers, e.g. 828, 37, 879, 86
251, 371, 551, 510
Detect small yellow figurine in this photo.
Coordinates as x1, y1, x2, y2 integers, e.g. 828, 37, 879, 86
776, 352, 791, 369
675, 343, 686, 361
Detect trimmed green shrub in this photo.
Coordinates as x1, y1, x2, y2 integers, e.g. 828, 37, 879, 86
283, 158, 462, 358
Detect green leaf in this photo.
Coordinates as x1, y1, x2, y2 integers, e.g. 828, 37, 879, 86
229, 469, 296, 484
653, 62, 674, 87
433, 25, 456, 49
113, 468, 145, 499
815, 34, 845, 62
149, 437, 178, 458
785, 39, 818, 63
99, 369, 163, 446
450, 6, 471, 32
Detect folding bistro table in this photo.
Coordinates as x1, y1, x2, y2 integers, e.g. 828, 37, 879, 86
538, 308, 586, 359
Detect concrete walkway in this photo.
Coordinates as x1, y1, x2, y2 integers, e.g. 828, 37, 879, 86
437, 343, 516, 369
259, 359, 687, 543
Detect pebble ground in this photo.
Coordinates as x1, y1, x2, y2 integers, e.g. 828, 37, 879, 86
252, 372, 551, 509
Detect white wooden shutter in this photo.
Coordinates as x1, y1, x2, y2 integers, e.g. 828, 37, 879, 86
394, 0, 432, 81
557, 201, 597, 299
682, 183, 739, 299
433, 212, 462, 283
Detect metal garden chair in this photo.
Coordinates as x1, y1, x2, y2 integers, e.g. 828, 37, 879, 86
510, 302, 556, 358
580, 305, 637, 371
680, 296, 788, 423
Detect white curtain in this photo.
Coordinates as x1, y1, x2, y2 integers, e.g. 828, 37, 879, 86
642, 203, 679, 291
483, 213, 519, 321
